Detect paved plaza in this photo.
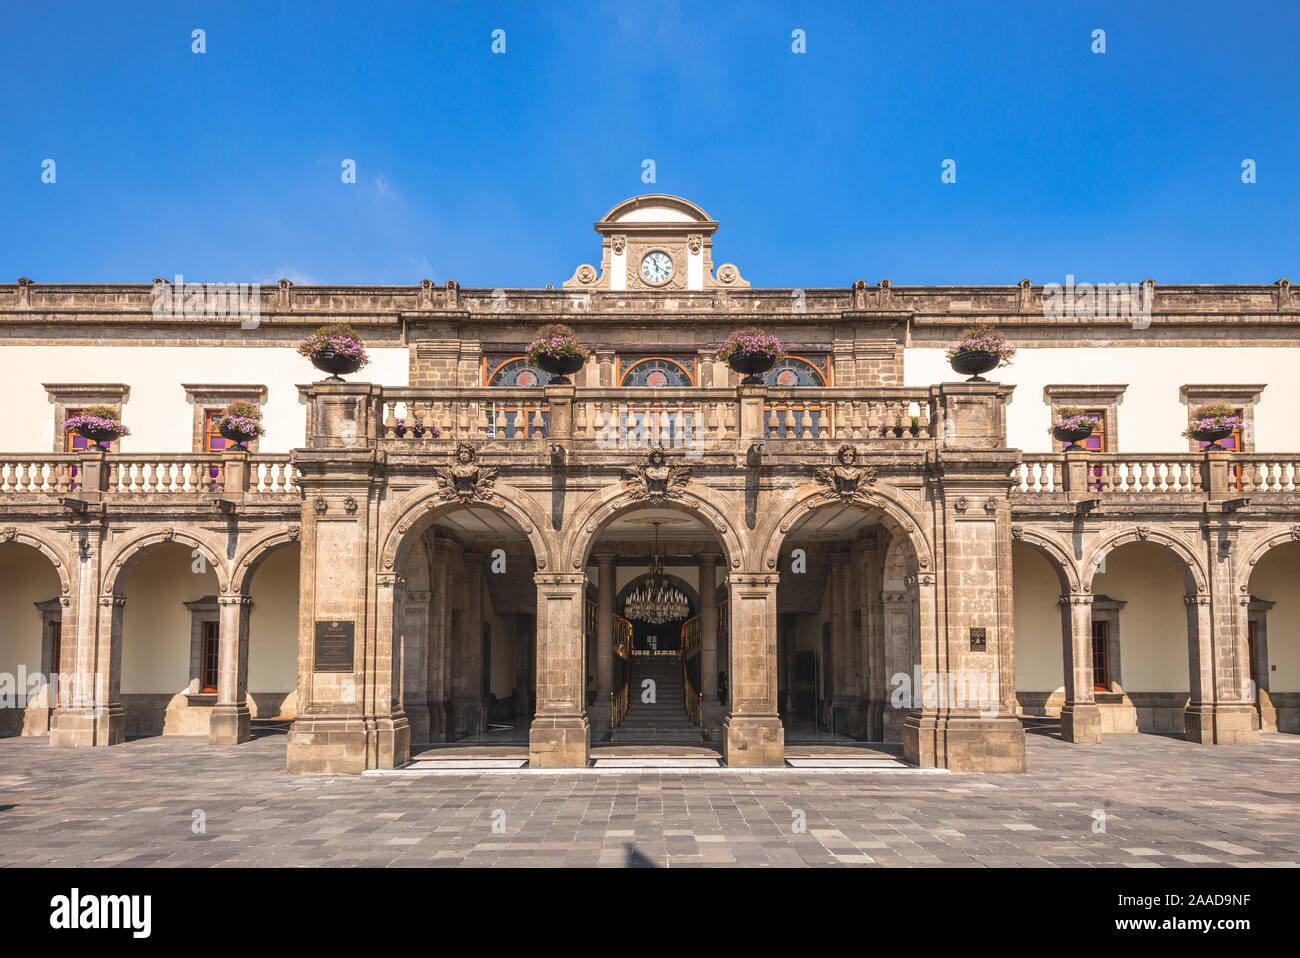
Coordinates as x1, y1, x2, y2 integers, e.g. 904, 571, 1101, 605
1, 732, 1297, 867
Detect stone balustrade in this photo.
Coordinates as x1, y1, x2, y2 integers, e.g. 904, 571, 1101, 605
1013, 451, 1300, 500
0, 451, 297, 500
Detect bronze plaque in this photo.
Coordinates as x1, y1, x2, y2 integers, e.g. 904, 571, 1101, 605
969, 627, 987, 651
313, 621, 355, 672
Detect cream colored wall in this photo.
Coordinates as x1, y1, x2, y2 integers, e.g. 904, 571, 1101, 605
247, 544, 299, 692
1012, 543, 1065, 691
1091, 543, 1189, 692
0, 545, 60, 676
0, 346, 409, 454
121, 543, 217, 694
904, 347, 1300, 453
1247, 543, 1300, 693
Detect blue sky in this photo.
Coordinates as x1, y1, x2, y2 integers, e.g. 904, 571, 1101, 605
2, 0, 1297, 287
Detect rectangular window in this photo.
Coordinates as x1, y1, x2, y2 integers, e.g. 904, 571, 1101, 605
1091, 620, 1109, 691
203, 410, 228, 453
201, 621, 220, 693
64, 408, 91, 452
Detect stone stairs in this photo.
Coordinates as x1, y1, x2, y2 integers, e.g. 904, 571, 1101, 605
611, 656, 702, 741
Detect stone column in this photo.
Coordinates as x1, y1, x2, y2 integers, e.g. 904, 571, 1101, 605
699, 552, 723, 726
1184, 581, 1258, 744
723, 573, 784, 767
427, 540, 454, 742
402, 589, 431, 744
860, 537, 886, 740
826, 551, 848, 730
1058, 593, 1102, 743
880, 590, 911, 743
593, 553, 616, 732
529, 572, 590, 767
452, 552, 486, 735
51, 523, 124, 748
209, 593, 252, 745
844, 547, 867, 737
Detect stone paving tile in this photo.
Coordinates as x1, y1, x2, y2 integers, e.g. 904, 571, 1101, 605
0, 733, 1297, 867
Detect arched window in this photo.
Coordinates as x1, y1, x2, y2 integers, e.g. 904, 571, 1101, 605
485, 356, 550, 387
620, 357, 695, 387
764, 356, 828, 387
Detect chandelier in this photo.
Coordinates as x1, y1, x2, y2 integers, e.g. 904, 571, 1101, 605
623, 523, 690, 624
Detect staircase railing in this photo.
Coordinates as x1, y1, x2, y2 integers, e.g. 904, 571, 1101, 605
680, 615, 703, 727
609, 613, 632, 728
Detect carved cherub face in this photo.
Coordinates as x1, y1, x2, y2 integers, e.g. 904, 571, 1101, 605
649, 449, 665, 466
457, 446, 473, 464
840, 446, 856, 465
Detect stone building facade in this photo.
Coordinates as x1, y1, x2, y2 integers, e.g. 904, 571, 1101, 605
1, 195, 1297, 773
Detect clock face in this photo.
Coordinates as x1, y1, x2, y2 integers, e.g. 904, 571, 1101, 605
640, 251, 673, 284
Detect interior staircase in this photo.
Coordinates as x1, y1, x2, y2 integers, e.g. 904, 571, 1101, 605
610, 656, 703, 742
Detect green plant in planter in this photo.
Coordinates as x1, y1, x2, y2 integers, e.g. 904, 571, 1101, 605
1182, 402, 1243, 440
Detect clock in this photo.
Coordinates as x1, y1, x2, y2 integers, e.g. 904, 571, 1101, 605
640, 251, 673, 285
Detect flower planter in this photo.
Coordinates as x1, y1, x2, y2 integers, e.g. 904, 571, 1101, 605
535, 352, 585, 385
218, 423, 259, 448
1053, 425, 1095, 450
77, 427, 123, 448
310, 350, 364, 380
728, 351, 777, 385
949, 349, 1000, 381
1190, 427, 1234, 448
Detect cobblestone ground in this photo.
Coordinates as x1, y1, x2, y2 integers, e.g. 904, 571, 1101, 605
1, 733, 1297, 867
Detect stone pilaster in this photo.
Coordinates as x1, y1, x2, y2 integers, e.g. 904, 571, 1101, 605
593, 554, 615, 732
1184, 541, 1259, 743
1058, 593, 1102, 743
528, 572, 590, 768
723, 572, 784, 767
425, 538, 455, 741
286, 441, 407, 773
402, 589, 431, 744
452, 552, 487, 734
208, 593, 252, 745
698, 552, 723, 727
906, 442, 1026, 773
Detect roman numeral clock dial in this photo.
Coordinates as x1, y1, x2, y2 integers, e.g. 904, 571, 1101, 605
640, 250, 673, 285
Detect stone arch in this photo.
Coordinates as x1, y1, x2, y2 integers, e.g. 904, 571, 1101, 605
230, 524, 302, 594
1010, 526, 1081, 593
757, 483, 932, 577
1081, 527, 1207, 595
0, 527, 72, 597
1237, 525, 1300, 585
379, 484, 553, 575
102, 527, 230, 595
562, 486, 746, 573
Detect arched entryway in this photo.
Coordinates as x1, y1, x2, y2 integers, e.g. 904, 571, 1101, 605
0, 536, 67, 737
766, 500, 927, 745
1081, 536, 1204, 736
387, 502, 542, 749
581, 507, 732, 746
1243, 540, 1300, 733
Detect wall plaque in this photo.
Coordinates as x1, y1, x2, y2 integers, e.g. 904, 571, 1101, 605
313, 620, 355, 672
969, 627, 987, 651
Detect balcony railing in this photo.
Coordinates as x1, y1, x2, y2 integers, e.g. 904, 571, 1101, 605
1013, 451, 1300, 498
0, 453, 297, 499
376, 386, 937, 445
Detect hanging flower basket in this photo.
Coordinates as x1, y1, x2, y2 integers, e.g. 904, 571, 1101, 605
1051, 407, 1101, 450
216, 401, 265, 448
717, 328, 785, 384
945, 326, 1016, 381
64, 406, 129, 449
297, 324, 371, 381
525, 324, 588, 384
1183, 402, 1242, 448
